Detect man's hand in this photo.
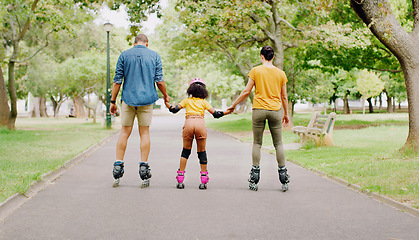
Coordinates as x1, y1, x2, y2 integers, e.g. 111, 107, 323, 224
282, 115, 289, 127
110, 103, 117, 117
224, 109, 232, 115
164, 95, 171, 104
164, 101, 171, 109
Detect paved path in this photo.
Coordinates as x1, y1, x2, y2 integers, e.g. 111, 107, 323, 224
0, 115, 418, 240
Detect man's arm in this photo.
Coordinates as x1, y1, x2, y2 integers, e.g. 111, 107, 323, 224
110, 83, 121, 116
156, 81, 170, 103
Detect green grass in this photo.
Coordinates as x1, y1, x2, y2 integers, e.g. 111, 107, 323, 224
0, 118, 116, 203
207, 112, 418, 209
286, 126, 418, 209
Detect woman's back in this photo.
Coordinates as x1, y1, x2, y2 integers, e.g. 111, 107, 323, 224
249, 65, 288, 111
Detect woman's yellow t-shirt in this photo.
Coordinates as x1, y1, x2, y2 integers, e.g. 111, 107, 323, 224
179, 97, 212, 116
248, 65, 288, 111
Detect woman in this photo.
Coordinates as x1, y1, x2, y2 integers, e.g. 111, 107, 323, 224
227, 46, 290, 191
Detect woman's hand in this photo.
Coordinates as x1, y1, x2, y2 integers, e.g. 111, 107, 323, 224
282, 115, 289, 127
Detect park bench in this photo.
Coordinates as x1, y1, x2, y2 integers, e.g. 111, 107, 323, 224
291, 111, 337, 146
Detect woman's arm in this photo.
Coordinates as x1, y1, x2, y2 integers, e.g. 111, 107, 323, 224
281, 84, 289, 126
227, 78, 255, 112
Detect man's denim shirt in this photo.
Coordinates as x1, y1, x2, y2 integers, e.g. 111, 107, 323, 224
113, 45, 164, 106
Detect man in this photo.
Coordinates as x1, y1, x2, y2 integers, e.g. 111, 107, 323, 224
110, 34, 170, 188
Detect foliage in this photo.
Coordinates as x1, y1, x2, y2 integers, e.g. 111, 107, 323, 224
107, 0, 161, 38
356, 70, 385, 100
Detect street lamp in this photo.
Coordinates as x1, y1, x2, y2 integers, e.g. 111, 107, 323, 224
104, 22, 113, 129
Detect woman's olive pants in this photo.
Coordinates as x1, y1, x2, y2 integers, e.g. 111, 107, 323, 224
252, 109, 286, 167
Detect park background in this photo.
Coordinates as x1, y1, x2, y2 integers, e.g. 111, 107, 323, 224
0, 0, 418, 213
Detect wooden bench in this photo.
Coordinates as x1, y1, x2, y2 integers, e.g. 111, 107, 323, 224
291, 111, 337, 146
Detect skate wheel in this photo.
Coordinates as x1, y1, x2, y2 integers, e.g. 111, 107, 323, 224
113, 178, 120, 188
281, 183, 289, 192
199, 183, 207, 190
249, 183, 258, 191
141, 179, 150, 188
177, 183, 185, 189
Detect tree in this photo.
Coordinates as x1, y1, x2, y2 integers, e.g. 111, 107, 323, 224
0, 66, 8, 125
0, 0, 92, 129
351, 0, 419, 150
356, 69, 385, 114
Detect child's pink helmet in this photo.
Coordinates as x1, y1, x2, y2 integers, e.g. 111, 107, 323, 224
189, 78, 206, 86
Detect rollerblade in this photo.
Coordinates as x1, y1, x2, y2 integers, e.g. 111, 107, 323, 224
176, 170, 185, 189
139, 162, 152, 188
199, 171, 209, 190
278, 166, 290, 192
112, 161, 124, 187
248, 166, 260, 191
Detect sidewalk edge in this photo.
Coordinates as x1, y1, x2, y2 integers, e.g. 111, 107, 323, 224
305, 167, 419, 218
0, 129, 120, 223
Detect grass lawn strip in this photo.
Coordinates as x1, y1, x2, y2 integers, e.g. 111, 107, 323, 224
0, 119, 116, 203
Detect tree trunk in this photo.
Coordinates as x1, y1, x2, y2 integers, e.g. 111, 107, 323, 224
31, 97, 41, 118
73, 96, 87, 118
367, 97, 374, 113
40, 97, 48, 117
0, 66, 10, 126
351, 0, 419, 150
387, 95, 393, 113
343, 91, 350, 114
7, 61, 17, 130
50, 95, 58, 117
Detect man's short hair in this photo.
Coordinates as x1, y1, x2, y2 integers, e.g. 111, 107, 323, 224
135, 34, 148, 44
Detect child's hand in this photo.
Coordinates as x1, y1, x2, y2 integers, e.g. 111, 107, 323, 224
224, 109, 232, 115
226, 106, 235, 114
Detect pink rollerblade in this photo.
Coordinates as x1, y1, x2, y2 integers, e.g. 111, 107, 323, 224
176, 170, 185, 189
199, 171, 209, 190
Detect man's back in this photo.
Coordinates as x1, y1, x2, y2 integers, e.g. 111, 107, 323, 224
114, 45, 164, 106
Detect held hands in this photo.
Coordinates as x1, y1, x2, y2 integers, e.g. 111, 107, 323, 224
164, 95, 171, 104
224, 106, 235, 115
164, 101, 171, 109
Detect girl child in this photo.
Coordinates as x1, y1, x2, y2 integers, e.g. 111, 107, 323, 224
165, 78, 228, 189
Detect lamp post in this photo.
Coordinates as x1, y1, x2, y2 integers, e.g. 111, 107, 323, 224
104, 22, 113, 129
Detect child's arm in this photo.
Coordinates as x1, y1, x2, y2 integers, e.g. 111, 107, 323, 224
208, 108, 224, 119
168, 104, 183, 114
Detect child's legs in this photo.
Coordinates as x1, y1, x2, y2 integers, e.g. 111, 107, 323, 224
179, 138, 193, 171
252, 109, 267, 167
196, 139, 207, 172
